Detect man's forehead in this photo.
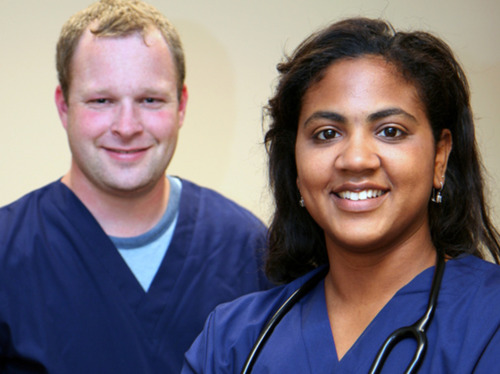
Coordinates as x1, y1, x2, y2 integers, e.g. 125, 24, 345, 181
80, 23, 165, 45
67, 26, 178, 90
70, 26, 172, 66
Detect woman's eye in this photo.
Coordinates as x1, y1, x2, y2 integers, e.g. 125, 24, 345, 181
315, 128, 340, 140
378, 126, 404, 138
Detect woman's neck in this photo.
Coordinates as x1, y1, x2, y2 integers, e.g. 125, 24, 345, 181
323, 232, 437, 360
326, 240, 436, 304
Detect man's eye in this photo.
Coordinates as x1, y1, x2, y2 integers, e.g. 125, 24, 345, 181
142, 98, 167, 108
315, 129, 340, 140
144, 98, 166, 104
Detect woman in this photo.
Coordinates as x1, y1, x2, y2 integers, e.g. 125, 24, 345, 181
182, 18, 500, 373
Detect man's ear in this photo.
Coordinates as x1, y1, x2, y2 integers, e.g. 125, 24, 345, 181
177, 84, 188, 128
55, 85, 69, 130
434, 129, 453, 188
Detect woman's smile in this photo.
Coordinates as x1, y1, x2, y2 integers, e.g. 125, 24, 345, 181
295, 56, 450, 253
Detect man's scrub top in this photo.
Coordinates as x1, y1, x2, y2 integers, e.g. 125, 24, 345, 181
0, 179, 270, 373
183, 255, 500, 373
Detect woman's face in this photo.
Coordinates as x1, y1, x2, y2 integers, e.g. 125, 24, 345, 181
295, 56, 451, 255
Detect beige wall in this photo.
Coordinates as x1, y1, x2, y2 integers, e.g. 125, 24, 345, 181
1, 0, 499, 224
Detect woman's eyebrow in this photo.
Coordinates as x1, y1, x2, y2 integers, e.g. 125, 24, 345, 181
302, 107, 418, 129
367, 108, 418, 123
302, 111, 346, 128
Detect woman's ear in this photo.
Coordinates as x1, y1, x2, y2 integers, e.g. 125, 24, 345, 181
434, 129, 453, 188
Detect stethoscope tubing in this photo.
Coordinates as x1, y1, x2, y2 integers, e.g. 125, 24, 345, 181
241, 253, 445, 374
368, 252, 445, 374
240, 266, 329, 374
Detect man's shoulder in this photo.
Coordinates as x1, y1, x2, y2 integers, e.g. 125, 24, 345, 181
0, 182, 60, 255
0, 180, 81, 241
1, 181, 62, 215
178, 178, 265, 228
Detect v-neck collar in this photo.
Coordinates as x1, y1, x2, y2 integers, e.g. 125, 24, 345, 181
53, 179, 198, 338
300, 279, 337, 372
300, 263, 439, 372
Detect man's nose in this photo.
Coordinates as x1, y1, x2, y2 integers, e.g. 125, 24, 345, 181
110, 103, 143, 138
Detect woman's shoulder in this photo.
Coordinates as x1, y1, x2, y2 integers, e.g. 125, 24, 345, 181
442, 255, 500, 309
182, 267, 327, 373
446, 255, 500, 287
213, 266, 326, 326
428, 255, 500, 371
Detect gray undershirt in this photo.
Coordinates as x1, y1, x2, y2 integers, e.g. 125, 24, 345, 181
109, 175, 182, 291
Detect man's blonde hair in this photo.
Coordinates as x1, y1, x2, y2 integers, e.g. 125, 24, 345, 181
56, 0, 185, 102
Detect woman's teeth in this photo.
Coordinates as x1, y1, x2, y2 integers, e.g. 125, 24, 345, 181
338, 189, 384, 201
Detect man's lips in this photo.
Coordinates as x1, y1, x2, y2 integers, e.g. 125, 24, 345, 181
102, 146, 151, 161
103, 146, 150, 154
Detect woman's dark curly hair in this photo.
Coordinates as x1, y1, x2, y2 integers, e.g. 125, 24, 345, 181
264, 17, 500, 284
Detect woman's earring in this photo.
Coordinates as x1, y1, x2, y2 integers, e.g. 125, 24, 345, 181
299, 196, 305, 207
431, 181, 444, 204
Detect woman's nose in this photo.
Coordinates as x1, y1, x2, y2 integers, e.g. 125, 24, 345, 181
334, 132, 381, 173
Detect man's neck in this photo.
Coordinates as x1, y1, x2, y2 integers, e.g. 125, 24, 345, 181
61, 172, 170, 237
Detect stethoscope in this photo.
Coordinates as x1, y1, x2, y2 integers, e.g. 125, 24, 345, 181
241, 252, 445, 374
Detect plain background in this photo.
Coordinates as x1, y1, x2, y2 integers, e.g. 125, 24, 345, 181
1, 0, 499, 224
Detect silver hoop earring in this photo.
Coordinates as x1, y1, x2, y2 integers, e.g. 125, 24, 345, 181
431, 181, 444, 204
299, 196, 305, 207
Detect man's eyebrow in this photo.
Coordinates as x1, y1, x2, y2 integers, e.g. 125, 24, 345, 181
302, 111, 346, 128
367, 108, 417, 123
142, 87, 170, 95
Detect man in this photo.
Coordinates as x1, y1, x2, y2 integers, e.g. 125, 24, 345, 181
0, 1, 269, 373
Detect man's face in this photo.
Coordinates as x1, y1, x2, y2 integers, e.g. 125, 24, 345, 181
55, 28, 187, 198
